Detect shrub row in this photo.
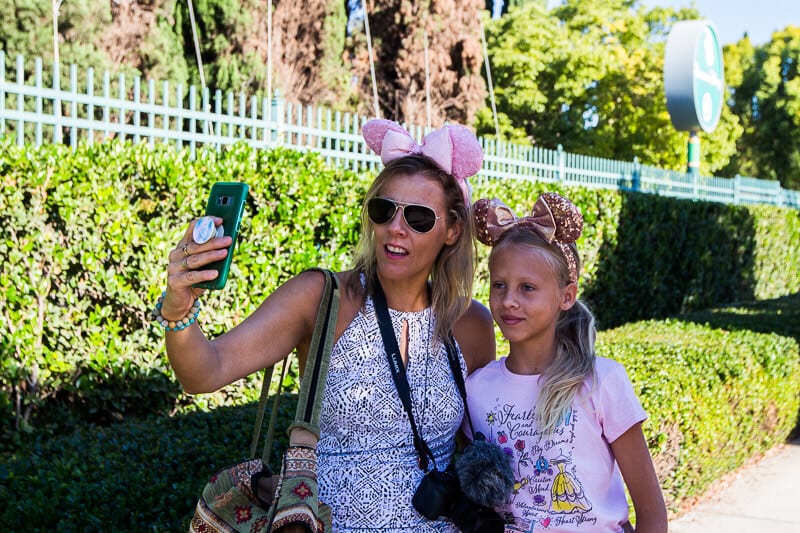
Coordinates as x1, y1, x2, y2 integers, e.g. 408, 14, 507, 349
1, 301, 797, 530
598, 315, 800, 509
1, 139, 799, 441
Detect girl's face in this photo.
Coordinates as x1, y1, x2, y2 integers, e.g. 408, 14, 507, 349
372, 173, 459, 284
488, 242, 576, 346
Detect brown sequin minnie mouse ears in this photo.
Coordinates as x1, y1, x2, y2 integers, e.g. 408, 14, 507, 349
473, 193, 584, 283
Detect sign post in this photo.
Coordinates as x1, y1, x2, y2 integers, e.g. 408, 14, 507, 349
664, 20, 725, 177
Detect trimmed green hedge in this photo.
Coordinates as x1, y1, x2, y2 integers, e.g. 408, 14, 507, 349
0, 398, 298, 531
0, 140, 365, 442
1, 300, 797, 530
1, 139, 799, 529
2, 138, 798, 437
598, 315, 800, 508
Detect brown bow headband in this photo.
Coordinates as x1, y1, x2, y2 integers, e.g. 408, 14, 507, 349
473, 193, 584, 283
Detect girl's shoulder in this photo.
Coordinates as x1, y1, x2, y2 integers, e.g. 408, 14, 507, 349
593, 355, 628, 377
585, 356, 639, 398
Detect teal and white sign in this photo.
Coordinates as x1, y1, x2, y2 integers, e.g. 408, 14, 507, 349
664, 20, 725, 133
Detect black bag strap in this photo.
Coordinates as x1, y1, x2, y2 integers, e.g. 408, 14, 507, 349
248, 268, 340, 463
372, 279, 439, 472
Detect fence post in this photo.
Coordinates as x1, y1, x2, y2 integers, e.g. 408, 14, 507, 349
774, 181, 784, 207
133, 76, 141, 144
87, 68, 95, 145
35, 58, 42, 146
53, 56, 62, 145
733, 174, 741, 205
557, 143, 565, 182
189, 85, 197, 158
70, 64, 78, 150
16, 55, 24, 146
270, 89, 283, 144
632, 156, 641, 192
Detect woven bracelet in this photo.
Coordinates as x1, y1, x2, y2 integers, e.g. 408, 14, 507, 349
152, 292, 201, 331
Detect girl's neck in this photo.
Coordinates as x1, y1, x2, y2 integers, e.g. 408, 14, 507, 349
506, 338, 557, 376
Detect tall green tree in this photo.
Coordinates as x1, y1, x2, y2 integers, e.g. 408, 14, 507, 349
476, 0, 742, 175
0, 0, 122, 87
722, 27, 800, 189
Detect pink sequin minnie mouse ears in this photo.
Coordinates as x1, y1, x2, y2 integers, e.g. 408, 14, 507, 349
473, 193, 584, 283
362, 118, 484, 203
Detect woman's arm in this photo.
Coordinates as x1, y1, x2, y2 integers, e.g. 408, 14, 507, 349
165, 269, 328, 394
611, 422, 668, 533
453, 299, 496, 374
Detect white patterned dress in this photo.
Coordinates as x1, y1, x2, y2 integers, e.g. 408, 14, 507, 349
317, 295, 465, 533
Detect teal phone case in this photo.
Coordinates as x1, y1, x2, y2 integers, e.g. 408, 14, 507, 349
193, 182, 249, 290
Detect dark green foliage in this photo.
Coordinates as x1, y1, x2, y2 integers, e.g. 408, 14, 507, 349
681, 293, 800, 344
0, 395, 298, 531
0, 140, 798, 530
0, 139, 365, 444
599, 313, 800, 510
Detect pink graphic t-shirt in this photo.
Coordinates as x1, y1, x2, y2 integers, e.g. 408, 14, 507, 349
464, 356, 646, 533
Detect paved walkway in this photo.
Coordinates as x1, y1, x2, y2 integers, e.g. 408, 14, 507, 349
669, 438, 800, 533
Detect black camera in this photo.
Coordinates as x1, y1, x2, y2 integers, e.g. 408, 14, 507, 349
412, 466, 506, 533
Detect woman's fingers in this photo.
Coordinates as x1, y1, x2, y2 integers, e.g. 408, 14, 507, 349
166, 217, 230, 290
168, 245, 229, 286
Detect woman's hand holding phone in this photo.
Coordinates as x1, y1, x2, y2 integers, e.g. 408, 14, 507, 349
160, 217, 231, 321
160, 181, 248, 322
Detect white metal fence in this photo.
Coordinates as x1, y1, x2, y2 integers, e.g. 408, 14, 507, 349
1, 51, 798, 209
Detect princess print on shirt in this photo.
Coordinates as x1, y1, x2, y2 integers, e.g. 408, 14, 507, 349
483, 400, 595, 531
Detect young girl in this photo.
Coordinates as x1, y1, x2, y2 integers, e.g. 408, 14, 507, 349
466, 193, 667, 533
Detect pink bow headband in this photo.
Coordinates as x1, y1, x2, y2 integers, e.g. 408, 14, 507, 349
362, 118, 484, 203
473, 193, 584, 283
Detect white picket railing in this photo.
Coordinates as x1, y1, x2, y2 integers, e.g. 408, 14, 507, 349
1, 51, 797, 209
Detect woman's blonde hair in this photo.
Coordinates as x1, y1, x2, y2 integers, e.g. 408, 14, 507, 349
491, 228, 596, 434
348, 155, 475, 340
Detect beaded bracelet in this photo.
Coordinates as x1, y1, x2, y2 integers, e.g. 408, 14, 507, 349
152, 292, 201, 331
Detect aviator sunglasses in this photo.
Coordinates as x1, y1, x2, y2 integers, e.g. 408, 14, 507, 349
367, 197, 444, 233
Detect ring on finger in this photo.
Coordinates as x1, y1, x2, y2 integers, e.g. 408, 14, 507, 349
181, 257, 190, 269
181, 243, 190, 257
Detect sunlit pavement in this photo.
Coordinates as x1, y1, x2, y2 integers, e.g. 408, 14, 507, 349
669, 437, 800, 533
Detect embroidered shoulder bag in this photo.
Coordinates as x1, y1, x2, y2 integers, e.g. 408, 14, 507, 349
190, 268, 339, 533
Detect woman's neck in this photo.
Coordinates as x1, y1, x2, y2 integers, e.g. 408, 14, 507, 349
376, 273, 431, 312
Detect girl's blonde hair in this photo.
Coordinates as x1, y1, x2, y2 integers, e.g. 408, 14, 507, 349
348, 155, 475, 340
491, 228, 596, 434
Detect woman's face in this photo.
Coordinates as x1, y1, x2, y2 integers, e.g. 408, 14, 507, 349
371, 173, 460, 284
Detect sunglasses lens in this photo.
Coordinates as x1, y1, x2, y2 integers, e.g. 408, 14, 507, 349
404, 205, 437, 233
367, 197, 397, 225
367, 197, 438, 233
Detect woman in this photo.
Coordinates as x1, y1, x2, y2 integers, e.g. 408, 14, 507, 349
156, 118, 496, 532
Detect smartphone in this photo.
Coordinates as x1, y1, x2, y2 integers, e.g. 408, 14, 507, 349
192, 181, 249, 290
